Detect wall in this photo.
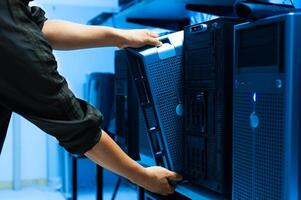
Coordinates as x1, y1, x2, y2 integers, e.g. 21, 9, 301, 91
0, 121, 13, 189
0, 113, 48, 189
20, 118, 48, 186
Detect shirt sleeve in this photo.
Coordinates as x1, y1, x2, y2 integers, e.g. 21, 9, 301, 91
30, 6, 48, 30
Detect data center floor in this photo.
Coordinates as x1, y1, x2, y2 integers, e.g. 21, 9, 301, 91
0, 182, 137, 200
0, 187, 65, 200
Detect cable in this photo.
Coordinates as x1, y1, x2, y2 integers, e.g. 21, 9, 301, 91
290, 0, 295, 7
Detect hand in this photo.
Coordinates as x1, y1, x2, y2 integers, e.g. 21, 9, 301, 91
139, 166, 183, 196
118, 29, 162, 49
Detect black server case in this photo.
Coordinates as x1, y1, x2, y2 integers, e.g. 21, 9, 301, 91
184, 18, 242, 195
233, 13, 301, 200
126, 31, 184, 172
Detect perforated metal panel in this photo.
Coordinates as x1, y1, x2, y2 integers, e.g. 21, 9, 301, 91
254, 93, 284, 200
233, 93, 253, 200
184, 135, 206, 179
233, 92, 284, 200
144, 56, 184, 171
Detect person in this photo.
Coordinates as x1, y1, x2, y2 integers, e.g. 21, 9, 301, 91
0, 0, 182, 196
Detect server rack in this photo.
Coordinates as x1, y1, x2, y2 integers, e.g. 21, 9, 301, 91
183, 18, 242, 194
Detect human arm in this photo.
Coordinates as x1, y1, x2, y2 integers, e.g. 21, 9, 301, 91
42, 20, 162, 50
85, 131, 182, 196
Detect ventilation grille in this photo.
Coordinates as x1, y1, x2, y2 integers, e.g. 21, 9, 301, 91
145, 55, 184, 171
184, 89, 207, 134
233, 93, 253, 200
233, 92, 284, 200
254, 93, 284, 200
184, 89, 208, 180
184, 85, 231, 193
184, 135, 207, 180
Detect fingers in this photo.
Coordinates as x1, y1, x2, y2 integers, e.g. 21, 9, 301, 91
144, 30, 162, 46
146, 37, 162, 47
167, 171, 183, 182
161, 178, 175, 196
161, 171, 180, 196
142, 166, 180, 196
147, 30, 159, 38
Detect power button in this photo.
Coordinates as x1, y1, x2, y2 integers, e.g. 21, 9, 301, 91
250, 112, 259, 129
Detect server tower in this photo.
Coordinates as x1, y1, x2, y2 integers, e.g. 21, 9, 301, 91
233, 13, 301, 200
127, 31, 184, 172
184, 18, 241, 194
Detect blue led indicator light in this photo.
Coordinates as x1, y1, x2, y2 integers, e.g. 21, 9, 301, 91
253, 93, 257, 103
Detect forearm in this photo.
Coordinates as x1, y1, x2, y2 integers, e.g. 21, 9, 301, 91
85, 131, 146, 186
85, 130, 182, 195
42, 20, 161, 50
42, 20, 125, 50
